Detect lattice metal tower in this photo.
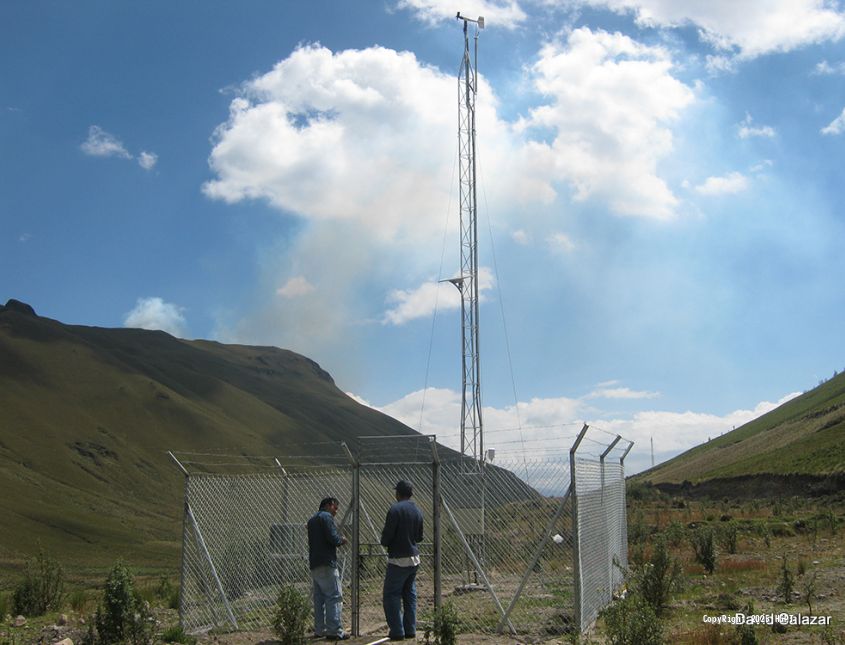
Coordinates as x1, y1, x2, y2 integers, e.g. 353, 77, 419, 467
453, 12, 485, 470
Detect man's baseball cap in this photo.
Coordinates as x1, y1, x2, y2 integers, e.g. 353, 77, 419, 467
394, 480, 413, 497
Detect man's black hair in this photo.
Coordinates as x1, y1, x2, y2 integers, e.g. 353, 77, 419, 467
319, 496, 339, 510
394, 480, 413, 498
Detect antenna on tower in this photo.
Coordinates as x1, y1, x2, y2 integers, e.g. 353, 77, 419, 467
451, 11, 484, 471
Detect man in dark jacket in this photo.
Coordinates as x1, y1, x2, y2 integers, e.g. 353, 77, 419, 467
307, 497, 349, 640
380, 480, 424, 640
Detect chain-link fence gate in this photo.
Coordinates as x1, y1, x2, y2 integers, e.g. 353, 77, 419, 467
172, 425, 631, 637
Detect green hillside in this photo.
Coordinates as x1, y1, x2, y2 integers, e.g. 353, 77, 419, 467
636, 370, 845, 486
0, 299, 418, 575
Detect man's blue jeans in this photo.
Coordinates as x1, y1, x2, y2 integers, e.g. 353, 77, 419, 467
311, 565, 343, 637
383, 564, 418, 638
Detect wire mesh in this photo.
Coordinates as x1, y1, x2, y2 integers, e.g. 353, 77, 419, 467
176, 431, 626, 637
573, 453, 628, 630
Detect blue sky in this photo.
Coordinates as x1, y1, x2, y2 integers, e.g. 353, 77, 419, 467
3, 0, 845, 473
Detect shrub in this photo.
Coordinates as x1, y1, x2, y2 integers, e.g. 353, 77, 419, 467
68, 588, 88, 613
719, 522, 738, 554
776, 556, 793, 605
160, 625, 197, 644
691, 527, 717, 574
634, 538, 682, 615
425, 602, 459, 645
272, 585, 311, 645
601, 593, 663, 645
12, 547, 65, 616
664, 520, 684, 547
802, 571, 817, 615
0, 590, 9, 618
93, 562, 154, 645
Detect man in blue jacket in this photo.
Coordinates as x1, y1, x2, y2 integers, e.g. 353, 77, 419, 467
380, 480, 424, 640
307, 497, 349, 640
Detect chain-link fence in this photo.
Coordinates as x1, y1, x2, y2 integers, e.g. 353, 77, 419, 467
173, 426, 630, 637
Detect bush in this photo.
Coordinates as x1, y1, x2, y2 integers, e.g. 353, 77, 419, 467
12, 547, 65, 616
160, 625, 197, 644
272, 585, 311, 645
602, 593, 663, 645
425, 602, 459, 645
776, 556, 793, 605
634, 538, 682, 615
691, 527, 717, 574
0, 590, 9, 618
663, 520, 684, 547
93, 562, 154, 645
68, 588, 88, 613
720, 522, 738, 554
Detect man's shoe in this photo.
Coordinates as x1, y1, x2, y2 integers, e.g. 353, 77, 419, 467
326, 634, 350, 641
405, 635, 416, 640
389, 637, 404, 641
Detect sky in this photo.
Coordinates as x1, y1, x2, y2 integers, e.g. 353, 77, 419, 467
3, 0, 845, 475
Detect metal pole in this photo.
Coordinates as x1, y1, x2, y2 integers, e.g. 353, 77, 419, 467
187, 505, 238, 629
496, 488, 572, 632
570, 423, 589, 633
168, 451, 189, 476
442, 497, 516, 634
430, 437, 442, 611
342, 442, 361, 637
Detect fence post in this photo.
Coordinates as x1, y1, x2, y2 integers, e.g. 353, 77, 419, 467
169, 452, 189, 629
600, 436, 622, 602
570, 423, 589, 633
341, 442, 361, 637
430, 437, 442, 612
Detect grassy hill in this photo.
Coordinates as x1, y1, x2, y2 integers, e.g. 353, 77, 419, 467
0, 299, 419, 576
635, 370, 845, 490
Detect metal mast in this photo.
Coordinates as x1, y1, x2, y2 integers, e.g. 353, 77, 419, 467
454, 12, 484, 469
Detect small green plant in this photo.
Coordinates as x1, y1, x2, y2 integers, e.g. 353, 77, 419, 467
797, 559, 807, 577
634, 538, 682, 615
663, 520, 684, 547
691, 527, 717, 574
68, 588, 88, 612
601, 593, 663, 645
802, 570, 817, 615
272, 585, 311, 645
735, 621, 758, 645
827, 509, 838, 536
93, 561, 154, 645
424, 602, 459, 645
0, 590, 9, 618
160, 625, 197, 644
12, 546, 65, 616
776, 556, 794, 605
719, 522, 738, 554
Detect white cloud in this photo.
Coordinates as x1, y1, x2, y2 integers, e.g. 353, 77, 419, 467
814, 59, 845, 75
363, 386, 800, 474
821, 107, 845, 135
705, 54, 736, 75
547, 232, 575, 253
522, 28, 695, 220
511, 229, 530, 245
138, 151, 158, 170
18, 233, 32, 243
573, 1, 845, 60
203, 45, 533, 241
81, 125, 132, 159
277, 276, 315, 298
123, 297, 187, 337
750, 159, 773, 173
395, 0, 526, 27
738, 113, 775, 139
587, 386, 660, 400
694, 171, 749, 196
382, 267, 494, 325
